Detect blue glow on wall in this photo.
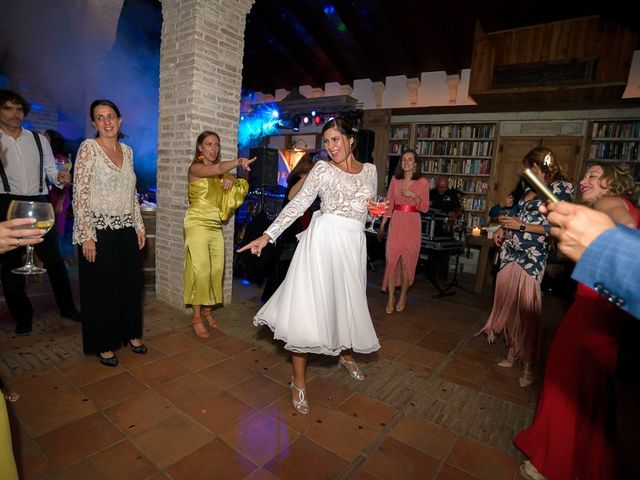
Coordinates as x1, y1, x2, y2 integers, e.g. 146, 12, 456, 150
238, 102, 282, 149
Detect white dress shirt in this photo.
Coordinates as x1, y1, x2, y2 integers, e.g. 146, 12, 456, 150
0, 128, 60, 195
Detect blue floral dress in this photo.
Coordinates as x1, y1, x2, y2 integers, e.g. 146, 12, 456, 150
498, 181, 574, 281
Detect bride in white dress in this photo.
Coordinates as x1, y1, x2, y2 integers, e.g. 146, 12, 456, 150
238, 117, 381, 414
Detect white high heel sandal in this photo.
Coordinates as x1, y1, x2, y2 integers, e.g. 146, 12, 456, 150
289, 377, 310, 415
339, 357, 365, 381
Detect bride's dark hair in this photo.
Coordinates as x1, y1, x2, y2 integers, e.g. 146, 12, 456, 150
321, 117, 358, 152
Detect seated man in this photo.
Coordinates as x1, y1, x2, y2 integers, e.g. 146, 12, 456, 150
428, 176, 462, 282
430, 176, 462, 217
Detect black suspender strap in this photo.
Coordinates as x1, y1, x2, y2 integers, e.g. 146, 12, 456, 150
0, 152, 10, 193
32, 131, 44, 194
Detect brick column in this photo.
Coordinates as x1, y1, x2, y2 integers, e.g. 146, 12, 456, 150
157, 0, 255, 307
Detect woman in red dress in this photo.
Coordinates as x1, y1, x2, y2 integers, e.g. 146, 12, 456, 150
377, 149, 429, 314
514, 162, 639, 480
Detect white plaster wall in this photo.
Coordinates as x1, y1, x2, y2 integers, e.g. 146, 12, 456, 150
250, 50, 640, 109
417, 71, 449, 106
352, 79, 376, 109
383, 75, 412, 108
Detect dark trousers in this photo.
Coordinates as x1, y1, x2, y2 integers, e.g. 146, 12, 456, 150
79, 227, 142, 355
427, 251, 450, 282
0, 194, 78, 329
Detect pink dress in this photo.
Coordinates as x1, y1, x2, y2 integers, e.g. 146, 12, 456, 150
381, 177, 430, 290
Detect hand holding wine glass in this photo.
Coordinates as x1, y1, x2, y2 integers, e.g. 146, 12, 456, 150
6, 201, 55, 274
365, 194, 388, 233
56, 155, 73, 184
0, 218, 45, 254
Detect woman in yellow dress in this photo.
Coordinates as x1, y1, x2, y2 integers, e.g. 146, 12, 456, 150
0, 391, 18, 479
184, 131, 253, 338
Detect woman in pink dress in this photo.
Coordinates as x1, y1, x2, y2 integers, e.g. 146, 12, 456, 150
514, 162, 639, 480
378, 149, 429, 314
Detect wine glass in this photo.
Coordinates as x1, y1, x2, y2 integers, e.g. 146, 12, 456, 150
498, 210, 515, 240
365, 195, 386, 233
7, 201, 55, 274
62, 154, 73, 173
55, 154, 73, 184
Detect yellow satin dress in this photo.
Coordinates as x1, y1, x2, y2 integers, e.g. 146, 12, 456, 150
0, 395, 18, 480
183, 176, 248, 306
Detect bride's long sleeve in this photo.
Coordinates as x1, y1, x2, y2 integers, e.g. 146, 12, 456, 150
265, 162, 324, 241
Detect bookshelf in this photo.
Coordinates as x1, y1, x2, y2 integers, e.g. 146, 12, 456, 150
588, 120, 640, 184
386, 123, 412, 189
415, 123, 497, 227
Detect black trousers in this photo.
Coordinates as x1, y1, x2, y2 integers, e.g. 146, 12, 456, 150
79, 227, 142, 355
0, 194, 78, 328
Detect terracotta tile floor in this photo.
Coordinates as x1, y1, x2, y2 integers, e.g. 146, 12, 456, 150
1, 261, 627, 479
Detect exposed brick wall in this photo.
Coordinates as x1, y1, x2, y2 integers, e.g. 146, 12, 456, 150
18, 77, 58, 133
157, 0, 255, 308
83, 0, 124, 45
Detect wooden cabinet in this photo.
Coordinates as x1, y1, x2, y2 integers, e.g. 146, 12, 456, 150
588, 120, 640, 184
414, 123, 497, 228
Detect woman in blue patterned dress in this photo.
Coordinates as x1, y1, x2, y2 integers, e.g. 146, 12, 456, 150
479, 147, 574, 387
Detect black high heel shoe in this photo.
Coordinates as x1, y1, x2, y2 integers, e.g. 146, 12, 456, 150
128, 341, 147, 354
98, 353, 118, 367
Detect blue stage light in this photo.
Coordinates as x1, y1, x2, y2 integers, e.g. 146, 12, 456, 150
238, 102, 282, 149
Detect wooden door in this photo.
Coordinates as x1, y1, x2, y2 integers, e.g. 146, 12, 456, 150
540, 137, 581, 182
494, 138, 539, 208
494, 137, 581, 207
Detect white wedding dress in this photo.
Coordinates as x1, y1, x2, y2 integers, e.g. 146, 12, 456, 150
254, 160, 380, 355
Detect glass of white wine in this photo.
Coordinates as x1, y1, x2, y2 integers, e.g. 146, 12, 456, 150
7, 200, 55, 274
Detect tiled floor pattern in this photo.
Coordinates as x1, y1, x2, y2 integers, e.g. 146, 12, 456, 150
1, 269, 571, 480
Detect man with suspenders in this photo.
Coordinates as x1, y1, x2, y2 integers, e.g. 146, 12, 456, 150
0, 90, 80, 335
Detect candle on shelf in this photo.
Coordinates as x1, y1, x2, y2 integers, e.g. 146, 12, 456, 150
471, 227, 481, 236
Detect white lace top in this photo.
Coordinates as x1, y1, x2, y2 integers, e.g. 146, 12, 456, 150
265, 161, 377, 241
72, 139, 144, 245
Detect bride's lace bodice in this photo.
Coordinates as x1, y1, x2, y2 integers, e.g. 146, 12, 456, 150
265, 161, 377, 241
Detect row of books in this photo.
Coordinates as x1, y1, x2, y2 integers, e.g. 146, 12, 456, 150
461, 197, 487, 211
415, 140, 493, 157
462, 212, 485, 228
421, 158, 491, 175
388, 143, 407, 154
415, 124, 495, 140
592, 122, 640, 139
588, 142, 640, 161
426, 177, 488, 193
389, 126, 410, 140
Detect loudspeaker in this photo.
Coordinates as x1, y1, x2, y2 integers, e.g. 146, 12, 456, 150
249, 147, 279, 186
355, 130, 375, 163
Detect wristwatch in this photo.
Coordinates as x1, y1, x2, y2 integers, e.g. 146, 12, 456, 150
519, 223, 526, 233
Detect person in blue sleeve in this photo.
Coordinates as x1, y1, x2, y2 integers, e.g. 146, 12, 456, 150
541, 200, 639, 319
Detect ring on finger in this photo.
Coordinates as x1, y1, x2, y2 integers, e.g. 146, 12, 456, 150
15, 238, 20, 247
